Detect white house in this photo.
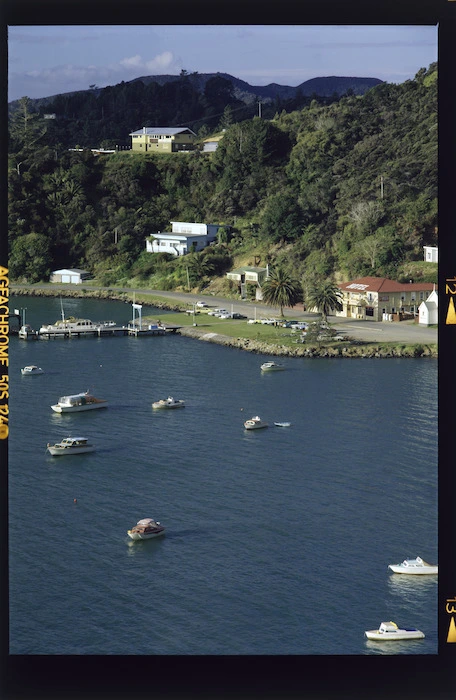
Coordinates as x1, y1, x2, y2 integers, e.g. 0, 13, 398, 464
423, 246, 438, 263
50, 268, 91, 284
146, 222, 226, 256
418, 288, 438, 325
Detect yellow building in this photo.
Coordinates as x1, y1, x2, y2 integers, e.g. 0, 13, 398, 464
337, 277, 436, 321
129, 127, 197, 153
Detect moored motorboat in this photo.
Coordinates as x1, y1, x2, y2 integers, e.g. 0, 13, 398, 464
152, 396, 185, 409
39, 318, 116, 335
260, 361, 285, 372
51, 391, 108, 413
18, 324, 39, 340
127, 518, 165, 540
388, 556, 438, 575
365, 621, 425, 641
244, 415, 268, 430
21, 365, 44, 375
47, 436, 95, 456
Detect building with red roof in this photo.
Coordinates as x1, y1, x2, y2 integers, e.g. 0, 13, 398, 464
336, 277, 436, 321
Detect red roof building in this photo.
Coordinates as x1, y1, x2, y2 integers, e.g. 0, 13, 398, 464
336, 277, 436, 321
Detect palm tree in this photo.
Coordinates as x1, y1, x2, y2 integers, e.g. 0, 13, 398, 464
306, 280, 343, 322
261, 267, 302, 317
187, 253, 214, 287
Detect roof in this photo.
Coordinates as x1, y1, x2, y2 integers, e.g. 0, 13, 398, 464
338, 277, 436, 293
52, 268, 90, 275
129, 127, 196, 136
202, 134, 225, 143
229, 266, 268, 274
149, 232, 208, 240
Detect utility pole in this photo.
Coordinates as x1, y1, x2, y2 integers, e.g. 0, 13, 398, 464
258, 101, 262, 118
380, 175, 384, 200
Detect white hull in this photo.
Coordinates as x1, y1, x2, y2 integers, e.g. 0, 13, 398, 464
365, 630, 425, 641
388, 557, 438, 575
47, 445, 95, 456
244, 416, 268, 430
152, 398, 185, 409
261, 365, 285, 372
127, 530, 165, 540
21, 368, 44, 375
388, 564, 438, 575
51, 402, 107, 413
152, 404, 184, 409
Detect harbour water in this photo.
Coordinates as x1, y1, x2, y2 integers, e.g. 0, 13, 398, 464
8, 296, 437, 656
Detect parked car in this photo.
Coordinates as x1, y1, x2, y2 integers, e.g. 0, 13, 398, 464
291, 322, 309, 331
195, 301, 208, 308
247, 319, 261, 324
231, 313, 247, 319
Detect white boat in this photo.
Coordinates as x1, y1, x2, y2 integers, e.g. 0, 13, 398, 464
244, 416, 268, 430
47, 436, 95, 456
21, 365, 44, 375
388, 556, 438, 575
274, 422, 291, 427
365, 621, 425, 641
260, 362, 285, 372
39, 318, 115, 335
152, 396, 185, 409
51, 391, 108, 413
127, 518, 165, 540
18, 324, 39, 340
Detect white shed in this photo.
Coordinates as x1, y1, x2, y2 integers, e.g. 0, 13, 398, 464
418, 289, 438, 325
50, 268, 91, 284
423, 246, 438, 263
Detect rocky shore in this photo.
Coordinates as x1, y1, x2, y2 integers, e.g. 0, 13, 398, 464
11, 286, 437, 358
179, 326, 437, 359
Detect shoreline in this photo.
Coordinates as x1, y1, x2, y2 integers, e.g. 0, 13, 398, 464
10, 285, 438, 359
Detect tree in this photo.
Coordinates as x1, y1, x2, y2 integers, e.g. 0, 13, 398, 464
9, 233, 51, 282
261, 267, 302, 317
186, 253, 214, 287
305, 280, 343, 322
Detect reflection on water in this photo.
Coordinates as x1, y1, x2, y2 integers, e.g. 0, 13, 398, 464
387, 573, 437, 603
364, 637, 427, 655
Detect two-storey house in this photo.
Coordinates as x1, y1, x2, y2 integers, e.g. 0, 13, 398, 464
129, 127, 197, 153
146, 222, 227, 256
336, 277, 436, 321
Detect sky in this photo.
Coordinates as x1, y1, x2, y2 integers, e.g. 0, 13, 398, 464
7, 25, 438, 103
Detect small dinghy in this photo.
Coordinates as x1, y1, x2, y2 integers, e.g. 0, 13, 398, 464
274, 422, 291, 427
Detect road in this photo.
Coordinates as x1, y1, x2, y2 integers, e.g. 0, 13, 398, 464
12, 284, 438, 345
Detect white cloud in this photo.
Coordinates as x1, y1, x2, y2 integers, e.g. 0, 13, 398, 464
120, 51, 178, 73
119, 55, 143, 68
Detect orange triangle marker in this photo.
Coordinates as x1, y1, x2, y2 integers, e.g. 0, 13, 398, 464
447, 616, 456, 642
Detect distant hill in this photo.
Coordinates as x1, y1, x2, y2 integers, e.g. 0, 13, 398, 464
8, 72, 383, 111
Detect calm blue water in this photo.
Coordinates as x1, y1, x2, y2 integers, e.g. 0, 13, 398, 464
8, 296, 438, 655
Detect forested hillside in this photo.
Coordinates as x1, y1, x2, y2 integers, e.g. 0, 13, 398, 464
8, 63, 437, 293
